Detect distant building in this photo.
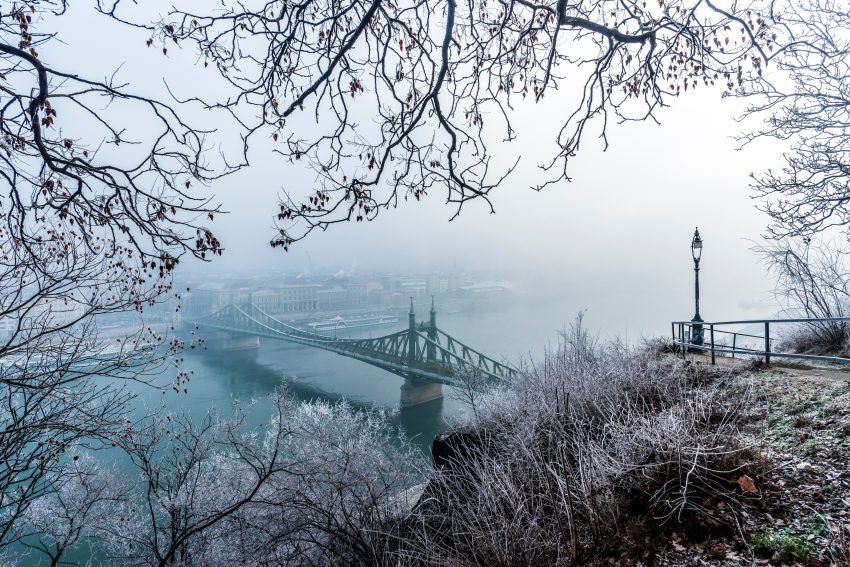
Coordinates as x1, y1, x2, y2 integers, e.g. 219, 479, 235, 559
347, 283, 366, 305
177, 270, 470, 318
366, 289, 398, 308
427, 273, 450, 295
192, 282, 234, 314
457, 281, 515, 297
381, 274, 398, 291
252, 289, 280, 312
364, 281, 384, 294
316, 285, 366, 311
278, 284, 320, 313
398, 278, 428, 298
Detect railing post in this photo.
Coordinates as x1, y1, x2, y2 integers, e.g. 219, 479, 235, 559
710, 324, 716, 365
764, 321, 770, 365
732, 333, 737, 359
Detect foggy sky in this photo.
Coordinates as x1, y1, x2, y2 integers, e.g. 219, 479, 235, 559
47, 3, 786, 337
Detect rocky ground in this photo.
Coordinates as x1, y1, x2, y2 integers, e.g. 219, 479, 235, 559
652, 362, 850, 566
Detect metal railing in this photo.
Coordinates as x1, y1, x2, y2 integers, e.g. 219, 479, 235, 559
671, 317, 850, 366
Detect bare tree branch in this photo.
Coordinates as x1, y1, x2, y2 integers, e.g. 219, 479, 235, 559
103, 0, 776, 248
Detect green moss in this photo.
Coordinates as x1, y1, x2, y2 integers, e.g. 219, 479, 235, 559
830, 384, 850, 397
788, 396, 817, 415
751, 529, 814, 563
764, 413, 796, 449
766, 413, 789, 431
801, 517, 830, 539
799, 437, 821, 456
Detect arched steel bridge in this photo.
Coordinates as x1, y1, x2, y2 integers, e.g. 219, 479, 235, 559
191, 300, 517, 391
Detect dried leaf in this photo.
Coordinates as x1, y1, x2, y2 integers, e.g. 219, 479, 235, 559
737, 474, 758, 493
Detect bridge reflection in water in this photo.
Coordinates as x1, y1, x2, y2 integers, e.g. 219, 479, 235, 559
191, 298, 517, 407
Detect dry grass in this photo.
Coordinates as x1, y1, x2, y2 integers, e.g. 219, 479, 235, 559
362, 318, 762, 566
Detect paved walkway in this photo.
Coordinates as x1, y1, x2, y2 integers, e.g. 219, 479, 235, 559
685, 350, 850, 383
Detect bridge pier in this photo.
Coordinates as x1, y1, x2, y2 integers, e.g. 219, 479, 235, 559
400, 377, 444, 408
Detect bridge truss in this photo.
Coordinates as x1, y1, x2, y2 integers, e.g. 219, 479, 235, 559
192, 301, 517, 387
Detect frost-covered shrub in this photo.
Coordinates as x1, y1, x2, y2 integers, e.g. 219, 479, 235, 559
23, 391, 425, 567
10, 454, 124, 566
400, 317, 754, 565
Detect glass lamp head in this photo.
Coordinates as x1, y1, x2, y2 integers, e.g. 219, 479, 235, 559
691, 228, 703, 261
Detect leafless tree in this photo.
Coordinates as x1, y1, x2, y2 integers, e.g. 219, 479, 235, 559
94, 391, 422, 567
100, 396, 297, 567
0, 0, 236, 550
447, 366, 497, 421
101, 0, 778, 248
11, 454, 125, 567
738, 0, 850, 239
1, 1, 230, 263
758, 237, 850, 353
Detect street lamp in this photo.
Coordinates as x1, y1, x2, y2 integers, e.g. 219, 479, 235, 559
690, 227, 704, 345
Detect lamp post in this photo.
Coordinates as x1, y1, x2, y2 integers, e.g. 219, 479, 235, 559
690, 228, 704, 345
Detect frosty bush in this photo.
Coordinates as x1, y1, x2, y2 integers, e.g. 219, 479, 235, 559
13, 390, 424, 567
400, 317, 756, 565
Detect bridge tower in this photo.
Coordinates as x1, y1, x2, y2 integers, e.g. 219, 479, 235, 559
400, 297, 443, 408
408, 297, 416, 368
427, 296, 437, 362
220, 291, 260, 350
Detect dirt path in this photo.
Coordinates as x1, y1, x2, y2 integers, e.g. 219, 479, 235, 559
686, 351, 850, 383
